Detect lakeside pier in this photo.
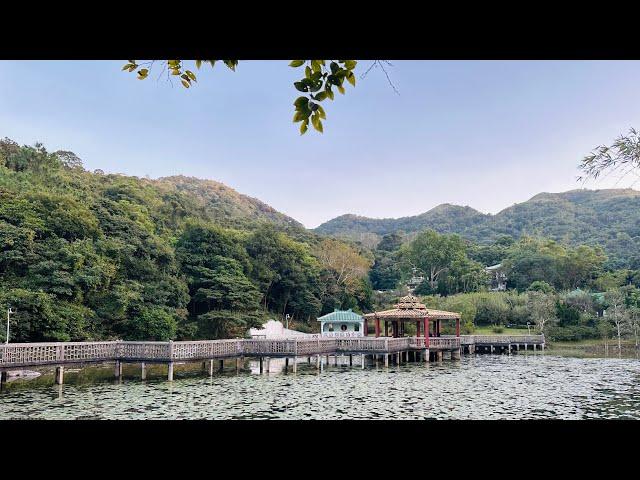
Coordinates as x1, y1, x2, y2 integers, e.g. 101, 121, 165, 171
0, 334, 545, 386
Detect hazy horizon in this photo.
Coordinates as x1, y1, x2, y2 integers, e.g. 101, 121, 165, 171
2, 60, 640, 228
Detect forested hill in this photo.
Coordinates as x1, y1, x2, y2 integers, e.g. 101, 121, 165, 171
0, 139, 372, 343
157, 175, 304, 231
314, 189, 640, 268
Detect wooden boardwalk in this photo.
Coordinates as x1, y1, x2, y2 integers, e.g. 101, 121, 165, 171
0, 334, 545, 384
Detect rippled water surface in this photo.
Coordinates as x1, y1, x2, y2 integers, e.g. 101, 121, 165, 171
1, 354, 639, 419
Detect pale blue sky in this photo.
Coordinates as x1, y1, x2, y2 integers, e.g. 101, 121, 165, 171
1, 60, 639, 228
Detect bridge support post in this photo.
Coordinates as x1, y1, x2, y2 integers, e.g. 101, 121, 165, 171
307, 356, 311, 364
219, 359, 224, 372
541, 343, 545, 351
167, 362, 174, 382
451, 348, 461, 360
0, 370, 6, 390
115, 361, 122, 379
437, 351, 443, 362
424, 349, 429, 362
293, 357, 297, 374
334, 355, 337, 366
349, 354, 353, 366
259, 357, 264, 374
361, 354, 365, 369
55, 366, 64, 385
265, 357, 270, 373
236, 357, 241, 373
384, 354, 389, 368
533, 344, 537, 352
141, 362, 146, 380
325, 355, 329, 365
508, 345, 512, 355
285, 357, 289, 372
209, 360, 214, 375
316, 355, 320, 370
490, 346, 494, 354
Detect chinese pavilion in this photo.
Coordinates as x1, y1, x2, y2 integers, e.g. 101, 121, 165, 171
362, 295, 461, 348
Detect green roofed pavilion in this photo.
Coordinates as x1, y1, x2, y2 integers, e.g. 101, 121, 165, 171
317, 309, 364, 336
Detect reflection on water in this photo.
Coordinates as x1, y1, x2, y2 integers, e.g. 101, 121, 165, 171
1, 354, 639, 419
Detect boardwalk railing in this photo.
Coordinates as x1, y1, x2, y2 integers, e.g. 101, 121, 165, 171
0, 334, 544, 369
460, 335, 545, 346
408, 337, 462, 349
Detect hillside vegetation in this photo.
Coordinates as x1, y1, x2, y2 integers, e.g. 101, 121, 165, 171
0, 138, 372, 342
315, 189, 640, 269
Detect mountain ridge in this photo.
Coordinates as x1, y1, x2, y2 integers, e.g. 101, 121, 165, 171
313, 188, 640, 268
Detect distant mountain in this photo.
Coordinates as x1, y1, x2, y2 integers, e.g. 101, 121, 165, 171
314, 189, 640, 268
158, 175, 305, 231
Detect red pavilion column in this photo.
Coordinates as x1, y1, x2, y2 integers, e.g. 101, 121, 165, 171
424, 318, 430, 348
456, 318, 460, 337
375, 317, 380, 337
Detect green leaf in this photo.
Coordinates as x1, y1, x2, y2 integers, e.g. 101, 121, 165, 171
337, 85, 345, 95
293, 96, 309, 108
289, 60, 305, 67
311, 114, 323, 133
326, 88, 334, 100
305, 66, 312, 79
185, 70, 197, 81
223, 60, 238, 71
122, 63, 133, 71
171, 69, 181, 75
344, 60, 357, 70
330, 62, 339, 74
195, 60, 202, 69
294, 81, 307, 92
314, 91, 328, 101
346, 71, 356, 87
300, 120, 308, 135
317, 105, 326, 119
181, 80, 190, 88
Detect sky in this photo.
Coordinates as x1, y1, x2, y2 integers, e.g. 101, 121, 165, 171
1, 60, 639, 228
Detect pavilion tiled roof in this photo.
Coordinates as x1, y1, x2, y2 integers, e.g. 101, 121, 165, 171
363, 294, 460, 320
317, 309, 363, 323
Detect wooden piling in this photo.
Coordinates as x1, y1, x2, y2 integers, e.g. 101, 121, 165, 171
141, 362, 146, 380
55, 366, 64, 385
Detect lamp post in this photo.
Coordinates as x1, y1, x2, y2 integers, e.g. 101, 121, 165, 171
6, 307, 15, 344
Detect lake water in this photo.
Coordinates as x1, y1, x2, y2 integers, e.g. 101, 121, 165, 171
1, 353, 639, 419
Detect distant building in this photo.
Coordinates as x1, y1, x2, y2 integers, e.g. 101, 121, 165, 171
485, 263, 507, 291
406, 267, 425, 292
317, 309, 364, 337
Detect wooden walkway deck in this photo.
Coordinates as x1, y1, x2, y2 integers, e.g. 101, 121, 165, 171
0, 334, 545, 384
